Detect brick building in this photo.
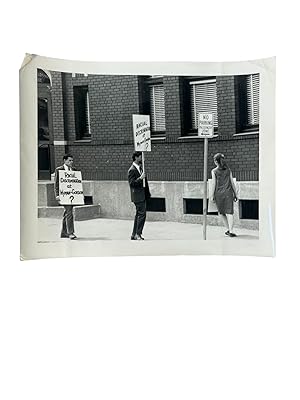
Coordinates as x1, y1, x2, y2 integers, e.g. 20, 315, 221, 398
38, 69, 259, 229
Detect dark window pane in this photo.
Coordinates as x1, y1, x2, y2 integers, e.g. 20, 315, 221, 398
84, 196, 93, 205
146, 197, 166, 212
239, 200, 259, 220
73, 86, 91, 139
184, 198, 203, 215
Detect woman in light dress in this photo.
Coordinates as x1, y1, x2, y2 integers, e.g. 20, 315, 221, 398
210, 153, 238, 237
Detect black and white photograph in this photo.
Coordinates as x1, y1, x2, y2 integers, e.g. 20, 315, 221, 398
20, 56, 275, 258
5, 1, 300, 399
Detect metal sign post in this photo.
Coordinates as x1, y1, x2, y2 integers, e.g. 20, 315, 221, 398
198, 113, 214, 240
203, 138, 208, 240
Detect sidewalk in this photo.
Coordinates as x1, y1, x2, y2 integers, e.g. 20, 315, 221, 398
38, 217, 259, 243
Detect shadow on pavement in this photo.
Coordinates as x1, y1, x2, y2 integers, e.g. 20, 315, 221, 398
76, 237, 112, 241
235, 234, 259, 240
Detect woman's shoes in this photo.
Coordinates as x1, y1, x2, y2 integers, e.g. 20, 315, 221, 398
225, 231, 237, 237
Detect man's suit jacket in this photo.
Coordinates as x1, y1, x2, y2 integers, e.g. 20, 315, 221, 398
128, 164, 151, 203
54, 165, 77, 198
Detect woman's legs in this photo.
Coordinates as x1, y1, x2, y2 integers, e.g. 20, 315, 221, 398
219, 213, 229, 231
226, 214, 234, 233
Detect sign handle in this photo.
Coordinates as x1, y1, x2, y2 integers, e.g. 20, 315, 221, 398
203, 138, 208, 240
142, 151, 145, 187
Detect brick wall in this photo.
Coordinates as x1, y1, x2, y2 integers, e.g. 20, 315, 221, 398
49, 73, 259, 182
50, 71, 67, 167
164, 76, 183, 141
51, 71, 65, 141
73, 74, 140, 144
216, 76, 237, 136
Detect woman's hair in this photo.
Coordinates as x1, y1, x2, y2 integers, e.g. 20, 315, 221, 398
213, 153, 228, 170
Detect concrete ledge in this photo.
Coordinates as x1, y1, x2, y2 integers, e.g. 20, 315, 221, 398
38, 180, 96, 207
38, 180, 259, 229
38, 205, 101, 221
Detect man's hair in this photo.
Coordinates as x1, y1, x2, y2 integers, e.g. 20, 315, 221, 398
132, 151, 142, 161
63, 154, 73, 161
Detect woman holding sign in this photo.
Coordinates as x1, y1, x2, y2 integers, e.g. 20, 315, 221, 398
210, 153, 238, 237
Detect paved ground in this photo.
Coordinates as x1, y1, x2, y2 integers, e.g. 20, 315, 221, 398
38, 217, 259, 243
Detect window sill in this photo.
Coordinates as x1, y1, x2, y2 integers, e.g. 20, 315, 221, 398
178, 134, 219, 141
151, 136, 166, 141
74, 139, 92, 143
233, 131, 259, 137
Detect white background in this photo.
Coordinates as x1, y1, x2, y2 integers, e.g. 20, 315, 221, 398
1, 1, 299, 399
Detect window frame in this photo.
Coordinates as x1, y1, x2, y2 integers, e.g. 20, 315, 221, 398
145, 76, 166, 138
238, 74, 260, 133
73, 85, 92, 140
184, 76, 219, 136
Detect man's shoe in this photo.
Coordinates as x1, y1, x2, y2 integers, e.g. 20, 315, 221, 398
228, 232, 237, 237
69, 234, 77, 240
135, 234, 143, 241
131, 235, 136, 240
60, 234, 69, 238
225, 231, 230, 236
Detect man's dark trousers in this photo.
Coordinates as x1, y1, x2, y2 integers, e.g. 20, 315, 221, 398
128, 163, 151, 238
61, 205, 74, 236
132, 201, 146, 237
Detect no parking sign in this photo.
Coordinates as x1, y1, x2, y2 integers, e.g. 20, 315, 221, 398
198, 113, 214, 239
198, 113, 214, 138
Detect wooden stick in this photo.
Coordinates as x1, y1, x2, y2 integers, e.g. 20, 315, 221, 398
142, 151, 145, 187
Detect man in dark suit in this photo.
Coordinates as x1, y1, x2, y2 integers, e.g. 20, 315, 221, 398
128, 151, 151, 240
54, 154, 77, 240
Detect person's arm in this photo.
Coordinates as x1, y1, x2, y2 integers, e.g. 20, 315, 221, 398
210, 170, 216, 201
128, 168, 144, 188
230, 171, 238, 201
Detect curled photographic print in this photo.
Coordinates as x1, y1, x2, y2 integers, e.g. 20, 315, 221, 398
20, 55, 275, 259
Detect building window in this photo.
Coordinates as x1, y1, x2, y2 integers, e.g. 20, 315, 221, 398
146, 197, 166, 212
84, 196, 93, 205
239, 200, 259, 220
149, 84, 166, 133
190, 79, 218, 131
183, 198, 218, 215
184, 198, 203, 214
73, 86, 91, 140
38, 98, 49, 141
246, 74, 260, 126
238, 74, 260, 132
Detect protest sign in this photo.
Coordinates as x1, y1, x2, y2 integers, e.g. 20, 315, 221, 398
58, 170, 84, 205
132, 114, 151, 152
